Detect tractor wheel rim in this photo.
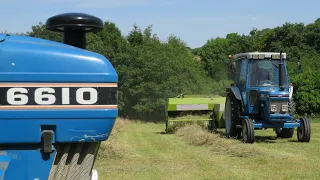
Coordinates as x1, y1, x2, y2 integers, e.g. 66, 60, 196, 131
225, 99, 231, 134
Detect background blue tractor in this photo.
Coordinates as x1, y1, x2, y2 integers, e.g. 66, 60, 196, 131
224, 51, 311, 143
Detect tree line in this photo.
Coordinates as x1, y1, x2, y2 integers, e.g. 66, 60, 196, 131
7, 18, 320, 121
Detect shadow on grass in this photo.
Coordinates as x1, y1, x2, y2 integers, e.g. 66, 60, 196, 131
213, 130, 282, 144
287, 139, 299, 143
213, 130, 226, 137
156, 128, 296, 144
155, 131, 167, 135
254, 136, 277, 143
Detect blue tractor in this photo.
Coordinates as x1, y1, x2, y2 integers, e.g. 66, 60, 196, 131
224, 51, 311, 143
0, 13, 118, 179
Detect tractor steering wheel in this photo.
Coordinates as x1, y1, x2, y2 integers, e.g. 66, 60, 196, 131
259, 80, 272, 85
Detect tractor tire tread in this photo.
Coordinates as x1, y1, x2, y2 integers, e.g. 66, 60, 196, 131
226, 92, 241, 139
288, 98, 296, 116
297, 117, 311, 142
242, 118, 255, 143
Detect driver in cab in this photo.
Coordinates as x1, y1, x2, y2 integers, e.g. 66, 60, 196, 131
250, 62, 271, 86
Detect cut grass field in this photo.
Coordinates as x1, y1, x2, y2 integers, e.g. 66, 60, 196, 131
94, 118, 320, 180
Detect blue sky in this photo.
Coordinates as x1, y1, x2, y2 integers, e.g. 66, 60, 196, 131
1, 0, 320, 48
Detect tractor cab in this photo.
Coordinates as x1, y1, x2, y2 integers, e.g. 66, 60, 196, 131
225, 51, 310, 143
248, 56, 287, 87
230, 52, 291, 116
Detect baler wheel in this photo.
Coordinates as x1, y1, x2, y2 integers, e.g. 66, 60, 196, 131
242, 118, 255, 143
297, 117, 311, 142
209, 111, 219, 132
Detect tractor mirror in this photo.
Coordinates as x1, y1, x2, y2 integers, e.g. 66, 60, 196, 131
229, 62, 236, 71
297, 62, 302, 73
230, 62, 237, 74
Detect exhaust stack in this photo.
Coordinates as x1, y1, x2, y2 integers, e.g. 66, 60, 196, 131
45, 12, 103, 49
279, 50, 285, 90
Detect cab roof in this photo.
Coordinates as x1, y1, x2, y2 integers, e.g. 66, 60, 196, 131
232, 52, 286, 60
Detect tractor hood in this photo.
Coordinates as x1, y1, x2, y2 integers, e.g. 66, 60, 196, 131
0, 34, 117, 82
259, 86, 290, 98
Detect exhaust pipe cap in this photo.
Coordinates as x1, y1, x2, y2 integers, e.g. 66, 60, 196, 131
45, 12, 103, 33
45, 12, 104, 49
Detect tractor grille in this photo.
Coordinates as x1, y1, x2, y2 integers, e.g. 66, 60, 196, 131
269, 100, 288, 114
48, 142, 100, 180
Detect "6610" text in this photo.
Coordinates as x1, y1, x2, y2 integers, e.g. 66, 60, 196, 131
6, 87, 98, 105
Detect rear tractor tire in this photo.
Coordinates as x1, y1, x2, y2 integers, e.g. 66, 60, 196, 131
224, 92, 241, 139
242, 118, 255, 143
297, 117, 311, 143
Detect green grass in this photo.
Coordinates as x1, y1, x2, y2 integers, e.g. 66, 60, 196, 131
94, 119, 320, 180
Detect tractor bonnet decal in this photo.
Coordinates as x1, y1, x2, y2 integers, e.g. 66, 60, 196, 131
0, 83, 117, 109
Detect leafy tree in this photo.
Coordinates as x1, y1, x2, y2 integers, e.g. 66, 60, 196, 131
17, 15, 320, 119
26, 22, 62, 42
119, 26, 213, 121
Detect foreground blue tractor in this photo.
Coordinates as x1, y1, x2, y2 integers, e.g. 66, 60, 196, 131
225, 51, 310, 143
0, 13, 118, 179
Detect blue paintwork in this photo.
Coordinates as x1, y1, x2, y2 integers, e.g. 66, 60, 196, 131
269, 114, 291, 120
0, 153, 10, 180
0, 34, 117, 82
0, 118, 116, 143
0, 108, 117, 119
1, 149, 56, 180
230, 55, 300, 130
0, 34, 118, 179
253, 122, 300, 129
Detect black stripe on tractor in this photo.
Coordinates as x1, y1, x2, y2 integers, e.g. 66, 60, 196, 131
0, 87, 117, 106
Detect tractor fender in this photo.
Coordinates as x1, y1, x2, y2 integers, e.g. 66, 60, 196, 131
226, 86, 242, 100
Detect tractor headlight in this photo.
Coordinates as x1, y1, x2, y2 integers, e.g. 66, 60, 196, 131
271, 105, 277, 112
282, 105, 288, 112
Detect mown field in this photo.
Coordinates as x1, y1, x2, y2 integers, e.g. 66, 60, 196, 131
94, 118, 320, 180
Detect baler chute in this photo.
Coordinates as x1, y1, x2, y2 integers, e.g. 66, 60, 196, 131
165, 94, 226, 133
